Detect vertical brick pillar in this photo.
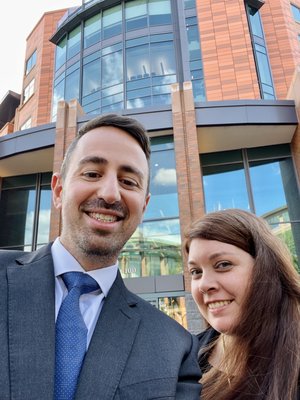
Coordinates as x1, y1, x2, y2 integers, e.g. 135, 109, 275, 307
171, 82, 205, 292
49, 99, 85, 241
287, 66, 300, 183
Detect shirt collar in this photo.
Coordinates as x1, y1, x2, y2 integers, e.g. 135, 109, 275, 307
51, 237, 118, 297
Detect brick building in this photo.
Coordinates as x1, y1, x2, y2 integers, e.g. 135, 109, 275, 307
0, 0, 300, 332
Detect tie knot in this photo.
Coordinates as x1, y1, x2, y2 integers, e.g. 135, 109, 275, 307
61, 271, 99, 295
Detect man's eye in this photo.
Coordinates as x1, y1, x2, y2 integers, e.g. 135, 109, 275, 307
83, 172, 100, 179
120, 178, 138, 187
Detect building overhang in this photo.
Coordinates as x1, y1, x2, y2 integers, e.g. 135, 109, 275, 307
0, 91, 21, 129
0, 100, 298, 177
195, 100, 298, 153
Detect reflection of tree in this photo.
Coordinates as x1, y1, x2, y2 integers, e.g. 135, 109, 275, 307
119, 233, 182, 278
158, 297, 187, 329
263, 206, 299, 271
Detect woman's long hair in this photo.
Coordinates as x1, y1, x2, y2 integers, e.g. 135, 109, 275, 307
184, 209, 300, 400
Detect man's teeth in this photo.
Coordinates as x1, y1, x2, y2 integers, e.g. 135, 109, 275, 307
208, 300, 232, 309
90, 212, 118, 222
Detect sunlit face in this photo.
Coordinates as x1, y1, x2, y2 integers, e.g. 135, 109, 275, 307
52, 126, 150, 270
188, 239, 254, 334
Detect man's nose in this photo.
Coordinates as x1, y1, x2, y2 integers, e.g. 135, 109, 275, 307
96, 175, 121, 204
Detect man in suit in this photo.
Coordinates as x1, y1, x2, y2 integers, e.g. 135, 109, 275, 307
0, 114, 201, 399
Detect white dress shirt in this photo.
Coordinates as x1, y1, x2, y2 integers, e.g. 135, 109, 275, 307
51, 238, 118, 348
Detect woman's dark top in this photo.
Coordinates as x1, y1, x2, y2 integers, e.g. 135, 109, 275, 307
197, 328, 219, 373
197, 328, 300, 399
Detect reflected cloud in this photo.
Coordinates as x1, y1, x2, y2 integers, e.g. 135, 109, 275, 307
153, 168, 176, 186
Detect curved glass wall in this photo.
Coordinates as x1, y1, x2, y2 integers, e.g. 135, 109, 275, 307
201, 144, 300, 270
52, 0, 205, 119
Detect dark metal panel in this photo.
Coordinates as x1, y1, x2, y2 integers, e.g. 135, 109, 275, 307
155, 274, 184, 292
123, 276, 155, 294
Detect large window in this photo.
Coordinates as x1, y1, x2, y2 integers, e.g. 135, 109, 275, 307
126, 34, 176, 109
201, 145, 300, 268
84, 14, 101, 48
291, 4, 300, 23
246, 4, 275, 99
0, 173, 52, 251
25, 50, 37, 75
23, 79, 35, 103
119, 136, 182, 277
186, 16, 205, 102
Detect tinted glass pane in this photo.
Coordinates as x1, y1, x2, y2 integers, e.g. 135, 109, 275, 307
84, 14, 101, 48
125, 0, 147, 31
37, 186, 51, 246
67, 26, 81, 59
247, 6, 264, 38
203, 164, 250, 212
291, 4, 300, 23
103, 5, 122, 39
144, 146, 179, 219
159, 297, 187, 328
2, 174, 36, 189
0, 188, 36, 247
55, 37, 67, 70
149, 0, 172, 26
150, 41, 176, 76
119, 218, 181, 277
102, 50, 123, 88
82, 58, 101, 97
52, 79, 65, 120
187, 25, 201, 61
65, 68, 80, 101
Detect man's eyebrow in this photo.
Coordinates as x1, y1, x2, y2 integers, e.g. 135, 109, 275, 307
120, 165, 144, 181
78, 156, 107, 166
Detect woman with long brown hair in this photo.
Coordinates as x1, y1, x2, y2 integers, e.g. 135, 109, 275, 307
185, 209, 300, 400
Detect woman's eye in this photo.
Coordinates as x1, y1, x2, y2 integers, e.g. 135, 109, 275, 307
215, 261, 231, 270
190, 269, 202, 277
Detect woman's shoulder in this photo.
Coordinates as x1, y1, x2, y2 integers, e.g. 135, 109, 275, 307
197, 327, 220, 348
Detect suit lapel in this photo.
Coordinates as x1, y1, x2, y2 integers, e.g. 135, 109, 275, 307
7, 244, 55, 400
76, 272, 141, 400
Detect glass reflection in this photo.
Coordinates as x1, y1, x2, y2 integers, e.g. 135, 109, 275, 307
158, 297, 187, 328
119, 219, 181, 277
203, 164, 250, 212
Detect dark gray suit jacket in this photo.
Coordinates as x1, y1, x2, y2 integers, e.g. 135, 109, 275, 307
0, 244, 201, 399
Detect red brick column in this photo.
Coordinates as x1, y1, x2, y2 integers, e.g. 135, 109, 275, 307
49, 99, 85, 241
287, 66, 300, 184
171, 82, 205, 291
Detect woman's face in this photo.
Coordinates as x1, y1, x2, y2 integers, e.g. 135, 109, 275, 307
188, 238, 254, 334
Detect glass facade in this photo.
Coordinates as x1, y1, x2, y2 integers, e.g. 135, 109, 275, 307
0, 173, 52, 251
52, 0, 205, 119
201, 144, 300, 269
119, 136, 182, 278
246, 4, 275, 99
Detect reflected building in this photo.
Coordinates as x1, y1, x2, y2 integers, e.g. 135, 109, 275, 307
0, 0, 300, 332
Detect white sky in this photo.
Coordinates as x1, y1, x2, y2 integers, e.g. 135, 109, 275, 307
0, 0, 80, 102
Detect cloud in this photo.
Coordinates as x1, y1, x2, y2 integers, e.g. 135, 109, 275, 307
153, 168, 176, 186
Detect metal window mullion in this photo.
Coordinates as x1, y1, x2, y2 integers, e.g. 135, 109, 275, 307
243, 149, 256, 214
32, 173, 42, 251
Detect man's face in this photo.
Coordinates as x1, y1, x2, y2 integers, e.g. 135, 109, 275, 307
52, 126, 150, 270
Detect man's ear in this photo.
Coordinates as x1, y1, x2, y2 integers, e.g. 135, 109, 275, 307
142, 193, 151, 215
51, 173, 63, 210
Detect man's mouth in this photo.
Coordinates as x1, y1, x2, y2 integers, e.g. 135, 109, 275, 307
88, 212, 120, 223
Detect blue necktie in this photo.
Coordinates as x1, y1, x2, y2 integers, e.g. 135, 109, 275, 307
54, 272, 100, 400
